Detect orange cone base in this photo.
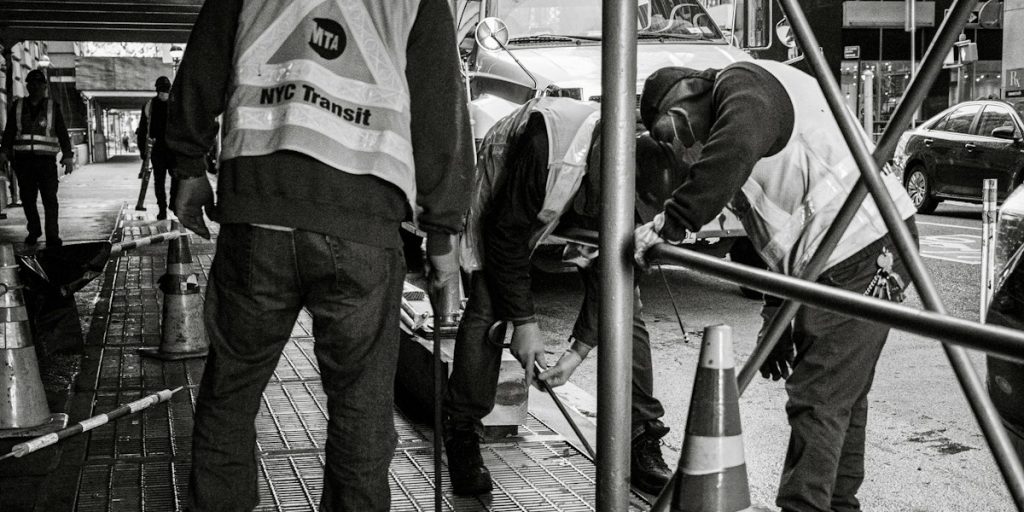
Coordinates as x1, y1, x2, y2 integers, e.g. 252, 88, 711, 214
137, 346, 208, 361
0, 412, 69, 439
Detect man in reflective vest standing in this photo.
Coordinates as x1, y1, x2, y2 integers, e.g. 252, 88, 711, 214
165, 1, 471, 510
633, 62, 918, 512
448, 97, 674, 496
136, 76, 175, 220
0, 69, 74, 247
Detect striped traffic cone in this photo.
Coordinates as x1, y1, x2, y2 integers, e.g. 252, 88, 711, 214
139, 222, 208, 360
652, 324, 752, 512
0, 243, 68, 438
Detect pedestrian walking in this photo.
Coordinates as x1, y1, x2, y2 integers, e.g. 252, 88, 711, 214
633, 61, 919, 512
165, 0, 471, 510
446, 97, 675, 496
136, 76, 174, 219
0, 69, 74, 247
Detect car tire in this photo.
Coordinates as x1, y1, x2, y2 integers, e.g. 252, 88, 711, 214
729, 237, 767, 300
905, 166, 939, 214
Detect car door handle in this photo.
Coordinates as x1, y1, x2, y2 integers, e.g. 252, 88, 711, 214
923, 138, 933, 147
965, 143, 977, 151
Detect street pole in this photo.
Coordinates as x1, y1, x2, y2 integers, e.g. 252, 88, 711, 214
981, 179, 997, 322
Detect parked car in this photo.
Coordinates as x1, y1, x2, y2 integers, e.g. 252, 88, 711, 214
986, 185, 1024, 462
891, 100, 1024, 214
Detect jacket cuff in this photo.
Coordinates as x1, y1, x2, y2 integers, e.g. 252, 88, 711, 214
425, 232, 452, 255
510, 316, 536, 327
173, 154, 207, 178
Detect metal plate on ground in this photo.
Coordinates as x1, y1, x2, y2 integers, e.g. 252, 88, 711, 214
94, 347, 204, 391
84, 389, 194, 462
76, 459, 191, 512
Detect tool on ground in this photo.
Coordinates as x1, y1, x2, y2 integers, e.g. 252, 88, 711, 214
0, 387, 183, 461
110, 230, 181, 256
431, 272, 463, 512
657, 262, 691, 343
651, 324, 751, 512
140, 221, 208, 360
0, 243, 69, 438
533, 360, 596, 459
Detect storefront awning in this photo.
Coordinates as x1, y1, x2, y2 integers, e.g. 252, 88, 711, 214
0, 1, 202, 43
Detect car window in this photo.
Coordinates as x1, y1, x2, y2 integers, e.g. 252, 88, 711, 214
929, 113, 953, 131
976, 106, 1017, 138
941, 104, 982, 134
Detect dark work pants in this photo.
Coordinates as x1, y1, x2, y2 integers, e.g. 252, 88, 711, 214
14, 155, 60, 243
187, 225, 405, 512
150, 149, 177, 214
445, 267, 665, 437
777, 221, 917, 512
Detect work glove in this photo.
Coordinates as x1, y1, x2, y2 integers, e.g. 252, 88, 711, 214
538, 339, 593, 387
634, 212, 683, 270
757, 303, 796, 381
174, 176, 219, 239
61, 157, 75, 175
510, 321, 547, 389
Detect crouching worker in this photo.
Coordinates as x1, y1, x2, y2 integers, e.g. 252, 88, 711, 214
633, 61, 918, 512
445, 97, 676, 496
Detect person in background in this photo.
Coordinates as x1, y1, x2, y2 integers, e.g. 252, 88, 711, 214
136, 76, 174, 220
633, 62, 918, 512
166, 0, 472, 510
0, 69, 74, 247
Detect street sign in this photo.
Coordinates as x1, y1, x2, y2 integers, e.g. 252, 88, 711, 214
843, 45, 861, 59
1007, 68, 1024, 92
943, 2, 1001, 29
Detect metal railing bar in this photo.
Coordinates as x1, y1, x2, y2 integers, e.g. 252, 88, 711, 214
597, 0, 637, 509
645, 243, 1024, 363
776, 0, 1024, 506
736, 0, 984, 395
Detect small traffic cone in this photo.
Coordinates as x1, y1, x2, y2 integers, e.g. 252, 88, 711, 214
139, 222, 208, 360
651, 324, 753, 512
0, 243, 68, 438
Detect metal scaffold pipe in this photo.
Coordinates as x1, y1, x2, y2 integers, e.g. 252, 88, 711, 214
597, 0, 637, 509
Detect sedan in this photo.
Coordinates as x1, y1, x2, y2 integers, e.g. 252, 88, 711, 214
892, 100, 1024, 213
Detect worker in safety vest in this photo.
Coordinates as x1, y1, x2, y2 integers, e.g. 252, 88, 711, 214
0, 69, 74, 247
165, 0, 472, 510
136, 76, 175, 219
633, 62, 919, 512
447, 97, 675, 496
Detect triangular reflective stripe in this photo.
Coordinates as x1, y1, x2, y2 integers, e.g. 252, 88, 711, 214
334, 0, 405, 95
239, 0, 323, 68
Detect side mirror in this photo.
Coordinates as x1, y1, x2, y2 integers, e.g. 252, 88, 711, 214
992, 126, 1022, 141
732, 0, 772, 50
475, 17, 510, 53
776, 17, 796, 48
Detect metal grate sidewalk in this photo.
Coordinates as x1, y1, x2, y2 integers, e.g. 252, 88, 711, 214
59, 221, 641, 511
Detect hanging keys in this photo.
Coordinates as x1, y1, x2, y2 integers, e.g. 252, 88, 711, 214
863, 247, 905, 303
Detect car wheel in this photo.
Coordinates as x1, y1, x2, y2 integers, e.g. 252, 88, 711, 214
905, 166, 938, 214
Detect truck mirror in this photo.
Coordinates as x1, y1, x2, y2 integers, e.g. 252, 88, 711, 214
732, 0, 772, 50
776, 17, 796, 48
475, 17, 510, 53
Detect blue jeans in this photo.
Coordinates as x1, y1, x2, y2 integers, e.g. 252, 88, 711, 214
187, 224, 404, 512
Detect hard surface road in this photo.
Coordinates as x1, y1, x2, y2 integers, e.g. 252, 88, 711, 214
531, 201, 1014, 511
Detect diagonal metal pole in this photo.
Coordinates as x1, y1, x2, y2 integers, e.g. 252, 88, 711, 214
597, 0, 637, 508
738, 0, 981, 393
772, 0, 1024, 507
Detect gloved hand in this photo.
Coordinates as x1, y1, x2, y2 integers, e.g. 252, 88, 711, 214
634, 212, 676, 270
538, 339, 593, 387
757, 304, 796, 381
510, 321, 547, 388
425, 235, 460, 315
61, 157, 75, 175
174, 176, 219, 239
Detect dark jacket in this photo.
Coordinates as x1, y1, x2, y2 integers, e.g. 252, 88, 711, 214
136, 97, 169, 155
165, 0, 472, 251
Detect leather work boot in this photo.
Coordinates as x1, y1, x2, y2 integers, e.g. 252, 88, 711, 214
445, 430, 493, 495
631, 421, 673, 495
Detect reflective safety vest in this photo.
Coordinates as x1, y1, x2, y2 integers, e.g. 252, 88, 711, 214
729, 60, 917, 276
222, 0, 421, 208
12, 98, 60, 155
460, 97, 600, 272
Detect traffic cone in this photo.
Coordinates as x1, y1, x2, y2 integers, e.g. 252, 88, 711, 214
139, 222, 208, 360
0, 243, 68, 438
651, 324, 753, 512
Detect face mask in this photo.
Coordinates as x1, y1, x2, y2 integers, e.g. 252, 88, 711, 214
650, 107, 696, 148
157, 92, 170, 101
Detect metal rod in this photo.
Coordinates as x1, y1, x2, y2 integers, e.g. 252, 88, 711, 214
981, 179, 997, 322
737, 0, 981, 394
777, 0, 1024, 505
432, 325, 443, 512
644, 243, 1024, 362
597, 0, 637, 508
533, 361, 596, 460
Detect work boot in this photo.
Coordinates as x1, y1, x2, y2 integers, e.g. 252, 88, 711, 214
631, 421, 673, 495
24, 234, 38, 246
445, 430, 493, 495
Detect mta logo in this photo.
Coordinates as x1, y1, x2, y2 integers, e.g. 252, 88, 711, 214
309, 18, 346, 60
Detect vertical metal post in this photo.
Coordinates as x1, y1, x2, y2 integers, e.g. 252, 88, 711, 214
598, 0, 636, 509
739, 0, 983, 395
862, 69, 874, 136
774, 0, 1024, 506
981, 179, 998, 322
